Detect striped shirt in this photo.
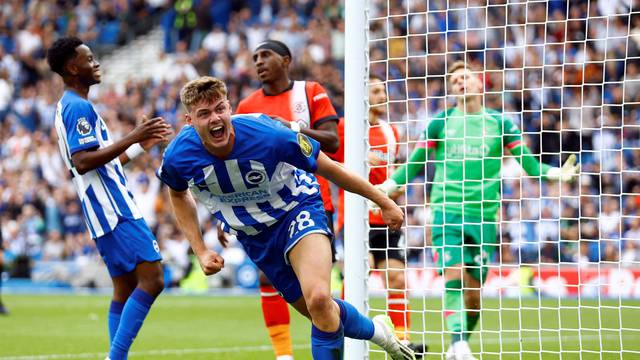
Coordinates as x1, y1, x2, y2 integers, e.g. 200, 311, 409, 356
54, 90, 142, 238
157, 114, 321, 237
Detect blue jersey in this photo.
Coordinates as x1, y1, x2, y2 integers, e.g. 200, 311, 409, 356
54, 90, 142, 238
157, 114, 322, 237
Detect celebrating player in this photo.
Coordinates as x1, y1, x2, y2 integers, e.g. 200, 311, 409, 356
236, 39, 340, 360
158, 76, 416, 360
377, 61, 579, 360
334, 76, 426, 356
46, 37, 172, 360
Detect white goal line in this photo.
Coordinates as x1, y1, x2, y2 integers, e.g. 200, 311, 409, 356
1, 334, 636, 360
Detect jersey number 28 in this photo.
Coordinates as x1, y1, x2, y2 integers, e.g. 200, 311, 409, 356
288, 211, 315, 238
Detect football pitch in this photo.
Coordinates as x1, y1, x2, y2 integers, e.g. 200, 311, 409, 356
1, 294, 639, 359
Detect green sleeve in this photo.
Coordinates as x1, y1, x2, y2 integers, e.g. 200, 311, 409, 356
499, 113, 552, 178
389, 112, 445, 185
390, 147, 427, 185
509, 143, 553, 178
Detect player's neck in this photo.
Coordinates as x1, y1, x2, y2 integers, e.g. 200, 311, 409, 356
456, 97, 482, 114
64, 81, 90, 99
262, 78, 292, 96
368, 112, 379, 125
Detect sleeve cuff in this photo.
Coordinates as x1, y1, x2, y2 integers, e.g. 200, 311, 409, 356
69, 142, 99, 155
312, 115, 339, 129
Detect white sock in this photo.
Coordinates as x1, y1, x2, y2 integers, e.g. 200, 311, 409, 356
276, 356, 294, 360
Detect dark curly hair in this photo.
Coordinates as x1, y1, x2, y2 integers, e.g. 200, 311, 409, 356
46, 37, 84, 76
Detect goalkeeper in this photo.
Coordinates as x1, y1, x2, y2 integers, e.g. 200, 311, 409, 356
376, 61, 578, 360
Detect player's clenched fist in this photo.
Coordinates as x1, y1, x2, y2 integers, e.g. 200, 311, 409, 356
197, 249, 225, 275
380, 202, 404, 231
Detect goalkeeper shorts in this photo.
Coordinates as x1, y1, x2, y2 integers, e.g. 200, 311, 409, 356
431, 210, 498, 282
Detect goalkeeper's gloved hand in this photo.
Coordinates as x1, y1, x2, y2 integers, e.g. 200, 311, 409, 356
547, 154, 579, 181
367, 179, 399, 211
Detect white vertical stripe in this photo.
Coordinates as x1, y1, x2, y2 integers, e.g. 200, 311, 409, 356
245, 203, 278, 226
87, 173, 119, 230
203, 164, 223, 194
225, 159, 249, 192
81, 187, 103, 236
291, 81, 311, 127
219, 206, 258, 235
378, 120, 397, 164
107, 164, 142, 218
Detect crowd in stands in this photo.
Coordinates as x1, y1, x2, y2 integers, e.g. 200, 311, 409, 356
0, 0, 638, 288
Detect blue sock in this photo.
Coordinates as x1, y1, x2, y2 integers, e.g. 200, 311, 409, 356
334, 298, 375, 340
311, 324, 344, 360
109, 289, 156, 360
108, 301, 124, 344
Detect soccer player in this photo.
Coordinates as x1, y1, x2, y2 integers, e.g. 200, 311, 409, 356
158, 76, 416, 360
46, 37, 172, 360
376, 61, 579, 360
236, 39, 340, 360
334, 76, 426, 356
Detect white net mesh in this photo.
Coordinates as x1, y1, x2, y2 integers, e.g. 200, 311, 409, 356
363, 0, 640, 359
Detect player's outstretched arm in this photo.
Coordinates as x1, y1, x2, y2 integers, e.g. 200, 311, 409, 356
168, 188, 224, 275
72, 117, 171, 173
509, 143, 579, 182
376, 146, 428, 196
315, 152, 404, 230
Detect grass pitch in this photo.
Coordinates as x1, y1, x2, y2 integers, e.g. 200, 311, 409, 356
0, 294, 639, 359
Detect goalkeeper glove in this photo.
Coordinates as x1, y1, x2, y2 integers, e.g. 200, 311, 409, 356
367, 179, 399, 211
546, 154, 579, 181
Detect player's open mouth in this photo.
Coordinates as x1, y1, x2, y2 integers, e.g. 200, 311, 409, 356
210, 125, 225, 139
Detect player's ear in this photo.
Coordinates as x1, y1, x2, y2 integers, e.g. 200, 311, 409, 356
65, 61, 78, 76
184, 113, 193, 125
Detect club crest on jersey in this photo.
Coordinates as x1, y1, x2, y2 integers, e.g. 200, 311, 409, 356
245, 169, 267, 185
293, 101, 307, 113
76, 117, 92, 136
297, 133, 313, 157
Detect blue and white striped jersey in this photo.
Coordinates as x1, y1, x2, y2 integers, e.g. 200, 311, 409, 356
157, 114, 322, 237
54, 90, 142, 239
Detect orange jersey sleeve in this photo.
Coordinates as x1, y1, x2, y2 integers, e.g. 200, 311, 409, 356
306, 82, 339, 129
326, 117, 345, 162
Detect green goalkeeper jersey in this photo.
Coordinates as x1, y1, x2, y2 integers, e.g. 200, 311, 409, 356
406, 107, 549, 221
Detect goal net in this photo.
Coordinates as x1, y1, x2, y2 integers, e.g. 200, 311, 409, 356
348, 0, 640, 359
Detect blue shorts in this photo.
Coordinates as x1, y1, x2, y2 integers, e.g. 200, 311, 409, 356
95, 218, 162, 277
237, 197, 333, 303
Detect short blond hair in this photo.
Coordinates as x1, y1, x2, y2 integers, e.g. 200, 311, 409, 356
180, 76, 228, 111
447, 61, 481, 85
448, 60, 471, 75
